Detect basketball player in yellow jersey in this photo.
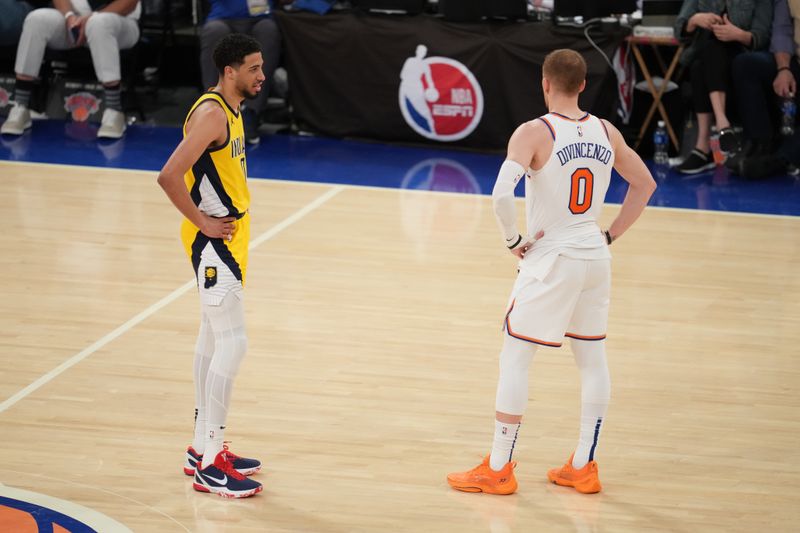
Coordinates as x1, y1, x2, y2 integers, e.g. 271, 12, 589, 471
157, 33, 265, 499
447, 50, 656, 495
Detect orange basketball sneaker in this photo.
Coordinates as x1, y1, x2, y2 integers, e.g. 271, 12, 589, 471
447, 455, 518, 495
547, 453, 602, 494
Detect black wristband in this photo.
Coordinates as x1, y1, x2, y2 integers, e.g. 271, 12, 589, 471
604, 230, 613, 245
777, 67, 792, 74
507, 234, 523, 249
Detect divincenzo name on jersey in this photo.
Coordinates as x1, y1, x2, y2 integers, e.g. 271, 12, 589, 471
555, 142, 613, 166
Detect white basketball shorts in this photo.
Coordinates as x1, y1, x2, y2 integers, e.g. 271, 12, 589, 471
504, 255, 611, 347
193, 238, 244, 307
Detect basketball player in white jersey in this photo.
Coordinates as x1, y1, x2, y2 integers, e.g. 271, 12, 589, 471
447, 49, 656, 495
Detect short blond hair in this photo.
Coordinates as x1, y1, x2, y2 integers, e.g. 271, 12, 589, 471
542, 49, 587, 95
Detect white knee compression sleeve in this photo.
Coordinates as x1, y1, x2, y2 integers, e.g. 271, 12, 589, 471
202, 292, 249, 462
495, 334, 538, 415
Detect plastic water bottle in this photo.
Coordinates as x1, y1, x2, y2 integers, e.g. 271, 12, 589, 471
781, 97, 796, 136
653, 121, 669, 165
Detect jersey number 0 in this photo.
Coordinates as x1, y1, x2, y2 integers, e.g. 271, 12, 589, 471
569, 168, 594, 214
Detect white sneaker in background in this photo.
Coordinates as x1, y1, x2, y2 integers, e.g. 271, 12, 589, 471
97, 108, 126, 139
1, 104, 32, 135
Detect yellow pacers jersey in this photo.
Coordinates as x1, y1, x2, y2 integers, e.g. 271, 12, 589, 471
179, 91, 251, 289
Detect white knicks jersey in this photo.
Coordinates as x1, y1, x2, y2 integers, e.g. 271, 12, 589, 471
520, 112, 614, 277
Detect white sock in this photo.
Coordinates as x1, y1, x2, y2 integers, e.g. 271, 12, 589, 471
192, 408, 207, 453
203, 363, 237, 465
572, 408, 605, 469
571, 339, 610, 469
490, 420, 520, 471
204, 420, 226, 467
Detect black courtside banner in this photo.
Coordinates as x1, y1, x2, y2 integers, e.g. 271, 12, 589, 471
274, 12, 624, 150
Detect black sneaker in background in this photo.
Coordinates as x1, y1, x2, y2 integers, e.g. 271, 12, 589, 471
738, 154, 789, 180
677, 149, 715, 174
726, 139, 773, 174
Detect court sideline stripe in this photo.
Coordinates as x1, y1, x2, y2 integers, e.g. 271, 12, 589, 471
0, 185, 344, 414
2, 160, 798, 221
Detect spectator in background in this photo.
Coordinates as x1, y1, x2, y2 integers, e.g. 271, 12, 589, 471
674, 0, 773, 174
0, 0, 34, 47
200, 0, 292, 145
727, 0, 799, 177
0, 0, 141, 139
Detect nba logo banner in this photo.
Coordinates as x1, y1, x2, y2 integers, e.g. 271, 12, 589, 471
399, 45, 484, 142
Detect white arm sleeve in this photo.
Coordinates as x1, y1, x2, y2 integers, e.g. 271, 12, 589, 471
492, 160, 526, 246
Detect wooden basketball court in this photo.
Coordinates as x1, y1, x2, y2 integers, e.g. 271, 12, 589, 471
1, 160, 798, 532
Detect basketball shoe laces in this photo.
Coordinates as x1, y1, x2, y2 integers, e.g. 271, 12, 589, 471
473, 459, 515, 480
218, 445, 246, 481
221, 442, 242, 461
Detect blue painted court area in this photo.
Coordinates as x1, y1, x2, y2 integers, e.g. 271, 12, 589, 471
1, 119, 799, 216
0, 495, 96, 532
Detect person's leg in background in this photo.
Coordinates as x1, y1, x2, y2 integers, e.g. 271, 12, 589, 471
677, 53, 716, 174
729, 59, 799, 179
85, 12, 140, 139
1, 8, 70, 135
244, 17, 282, 144
692, 38, 715, 152
726, 51, 778, 172
701, 39, 742, 152
199, 19, 232, 91
707, 56, 732, 132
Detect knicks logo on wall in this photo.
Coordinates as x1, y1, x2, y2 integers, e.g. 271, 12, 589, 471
399, 44, 484, 142
64, 92, 101, 122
